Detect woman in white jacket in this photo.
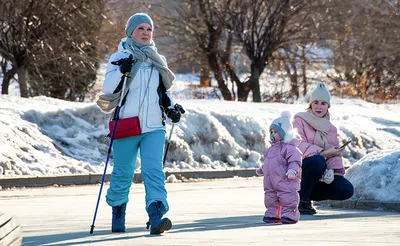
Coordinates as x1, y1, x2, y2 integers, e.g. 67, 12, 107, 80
102, 13, 180, 235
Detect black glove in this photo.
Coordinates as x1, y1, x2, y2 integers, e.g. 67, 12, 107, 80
119, 57, 133, 74
174, 103, 185, 114
111, 55, 134, 74
167, 108, 181, 123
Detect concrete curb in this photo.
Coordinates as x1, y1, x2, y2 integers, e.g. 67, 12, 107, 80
0, 169, 258, 188
314, 200, 400, 212
165, 169, 258, 180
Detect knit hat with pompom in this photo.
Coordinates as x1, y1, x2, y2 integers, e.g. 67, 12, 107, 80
270, 111, 297, 142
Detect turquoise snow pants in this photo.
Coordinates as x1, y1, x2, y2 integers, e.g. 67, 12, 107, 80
106, 129, 169, 215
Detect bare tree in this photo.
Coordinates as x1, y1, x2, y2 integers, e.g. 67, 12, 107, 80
0, 0, 105, 99
150, 0, 235, 100
317, 0, 400, 102
95, 0, 400, 103
0, 58, 15, 94
230, 0, 311, 102
148, 0, 315, 102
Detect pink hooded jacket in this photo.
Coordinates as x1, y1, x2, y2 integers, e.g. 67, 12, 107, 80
261, 140, 302, 192
293, 117, 345, 175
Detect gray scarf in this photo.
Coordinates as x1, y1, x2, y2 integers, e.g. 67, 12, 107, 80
124, 37, 175, 90
294, 111, 330, 149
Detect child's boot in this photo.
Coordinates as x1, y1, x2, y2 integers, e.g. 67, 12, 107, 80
263, 216, 281, 224
112, 203, 126, 232
147, 201, 172, 234
281, 216, 298, 224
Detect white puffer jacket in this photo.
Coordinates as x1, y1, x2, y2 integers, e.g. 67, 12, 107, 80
102, 39, 174, 133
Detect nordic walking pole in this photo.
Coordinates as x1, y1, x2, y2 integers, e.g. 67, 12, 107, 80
162, 104, 185, 167
90, 71, 129, 234
163, 123, 175, 167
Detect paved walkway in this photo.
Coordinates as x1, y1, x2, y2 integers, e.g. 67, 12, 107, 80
1, 177, 399, 245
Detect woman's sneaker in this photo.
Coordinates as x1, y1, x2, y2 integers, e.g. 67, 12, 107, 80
298, 200, 317, 215
281, 216, 298, 224
262, 216, 281, 224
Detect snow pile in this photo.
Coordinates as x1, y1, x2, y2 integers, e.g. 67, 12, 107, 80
345, 149, 400, 202
1, 95, 399, 178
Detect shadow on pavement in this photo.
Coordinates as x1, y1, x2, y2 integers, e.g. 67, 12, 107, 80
169, 215, 265, 234
22, 226, 152, 246
22, 215, 265, 245
300, 206, 400, 220
22, 208, 397, 245
170, 208, 398, 234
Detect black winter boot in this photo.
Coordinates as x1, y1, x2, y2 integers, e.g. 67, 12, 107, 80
147, 201, 172, 234
298, 200, 317, 215
112, 203, 126, 232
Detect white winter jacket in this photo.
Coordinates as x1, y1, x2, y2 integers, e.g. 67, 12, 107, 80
102, 39, 174, 133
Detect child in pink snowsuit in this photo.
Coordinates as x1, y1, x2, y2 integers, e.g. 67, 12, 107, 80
256, 111, 303, 224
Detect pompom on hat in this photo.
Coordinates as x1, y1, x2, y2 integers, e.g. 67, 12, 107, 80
125, 13, 153, 37
270, 111, 295, 142
309, 83, 331, 107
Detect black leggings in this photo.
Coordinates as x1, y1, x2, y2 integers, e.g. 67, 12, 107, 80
300, 155, 354, 202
